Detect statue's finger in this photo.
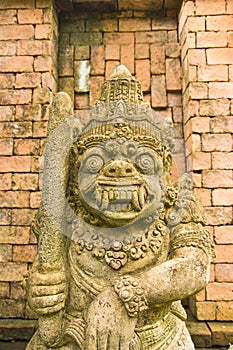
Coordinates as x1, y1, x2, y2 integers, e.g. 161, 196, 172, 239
97, 329, 109, 350
85, 326, 98, 350
34, 301, 65, 315
32, 292, 65, 308
31, 271, 65, 286
31, 283, 66, 297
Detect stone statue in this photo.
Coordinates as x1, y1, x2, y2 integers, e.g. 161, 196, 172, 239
26, 65, 215, 350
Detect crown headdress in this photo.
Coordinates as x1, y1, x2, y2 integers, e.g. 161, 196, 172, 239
77, 65, 174, 155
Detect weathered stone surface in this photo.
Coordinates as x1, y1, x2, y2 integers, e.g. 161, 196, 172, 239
25, 66, 214, 350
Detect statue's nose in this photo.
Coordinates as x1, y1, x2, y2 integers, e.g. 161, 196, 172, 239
103, 159, 137, 177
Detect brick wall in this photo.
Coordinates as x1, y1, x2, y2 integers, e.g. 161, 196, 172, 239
0, 0, 232, 329
0, 0, 58, 318
58, 8, 185, 174
179, 0, 233, 321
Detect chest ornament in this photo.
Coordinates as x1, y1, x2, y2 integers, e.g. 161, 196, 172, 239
71, 216, 169, 270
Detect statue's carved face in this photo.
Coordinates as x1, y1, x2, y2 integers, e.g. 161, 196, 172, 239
77, 138, 165, 227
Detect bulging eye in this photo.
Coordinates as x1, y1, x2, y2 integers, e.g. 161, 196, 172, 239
136, 153, 156, 174
85, 155, 104, 174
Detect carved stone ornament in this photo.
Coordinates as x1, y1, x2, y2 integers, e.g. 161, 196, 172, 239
25, 65, 215, 350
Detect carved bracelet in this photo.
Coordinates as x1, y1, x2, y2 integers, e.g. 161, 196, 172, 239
113, 275, 148, 318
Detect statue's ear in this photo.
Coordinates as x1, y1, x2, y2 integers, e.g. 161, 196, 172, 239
47, 92, 73, 137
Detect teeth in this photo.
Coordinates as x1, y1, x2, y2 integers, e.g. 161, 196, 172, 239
132, 190, 141, 211
98, 185, 147, 213
139, 185, 145, 209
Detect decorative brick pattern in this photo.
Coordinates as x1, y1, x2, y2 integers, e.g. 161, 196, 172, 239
179, 0, 233, 322
0, 0, 58, 319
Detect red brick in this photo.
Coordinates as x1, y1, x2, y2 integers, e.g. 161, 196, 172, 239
0, 73, 15, 89
135, 44, 149, 59
228, 32, 233, 47
152, 16, 176, 30
30, 156, 42, 173
74, 93, 89, 109
166, 58, 181, 91
193, 188, 211, 207
10, 281, 26, 299
192, 152, 211, 170
215, 226, 233, 244
17, 40, 43, 56
194, 301, 216, 321
15, 105, 41, 121
12, 208, 36, 226
42, 72, 57, 93
196, 0, 226, 15
202, 134, 232, 152
90, 76, 105, 105
0, 9, 17, 24
216, 302, 233, 321
200, 99, 230, 117
119, 18, 151, 31
91, 45, 105, 75
13, 244, 37, 263
210, 116, 233, 133
34, 56, 52, 72
0, 156, 31, 172
168, 30, 177, 43
135, 59, 150, 92
104, 33, 134, 45
0, 41, 16, 56
186, 16, 205, 33
14, 138, 40, 156
165, 43, 180, 58
121, 45, 134, 74
189, 82, 208, 99
18, 9, 43, 24
0, 139, 13, 155
33, 87, 50, 104
0, 24, 34, 40
205, 207, 232, 226
207, 48, 233, 65
0, 121, 32, 138
0, 262, 28, 282
216, 264, 233, 282
191, 116, 210, 133
0, 299, 25, 318
15, 72, 41, 88
105, 45, 120, 60
215, 245, 233, 263
187, 49, 206, 65
33, 121, 48, 137
150, 45, 165, 74
202, 169, 233, 188
197, 31, 227, 48
0, 244, 12, 262
0, 56, 33, 72
118, 0, 160, 11
0, 282, 9, 298
86, 18, 117, 33
212, 152, 233, 169
167, 92, 182, 107
136, 31, 166, 44
0, 89, 32, 106
0, 174, 11, 190
198, 65, 228, 82
30, 191, 41, 208
35, 24, 52, 40
0, 0, 34, 8
213, 189, 233, 206
151, 75, 167, 107
12, 173, 38, 191
59, 46, 74, 77
0, 191, 30, 208
207, 15, 233, 31
105, 60, 120, 79
208, 322, 233, 345
207, 282, 233, 301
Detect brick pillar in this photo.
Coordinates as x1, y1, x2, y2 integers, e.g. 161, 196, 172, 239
179, 0, 233, 321
0, 0, 58, 318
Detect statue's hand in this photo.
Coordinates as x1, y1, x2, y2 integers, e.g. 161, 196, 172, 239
85, 288, 137, 350
27, 270, 66, 315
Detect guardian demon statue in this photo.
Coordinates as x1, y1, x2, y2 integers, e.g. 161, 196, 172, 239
26, 66, 215, 350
